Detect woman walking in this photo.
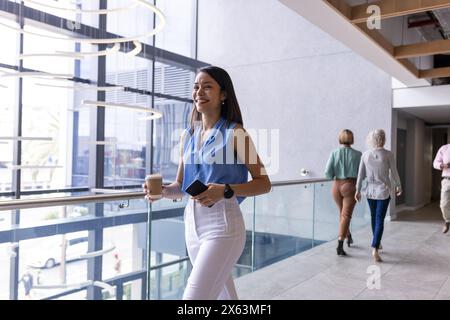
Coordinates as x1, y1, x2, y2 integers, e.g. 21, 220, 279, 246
144, 66, 271, 299
325, 129, 362, 256
355, 129, 402, 262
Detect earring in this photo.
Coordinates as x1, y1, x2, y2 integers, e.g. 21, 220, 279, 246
221, 100, 225, 105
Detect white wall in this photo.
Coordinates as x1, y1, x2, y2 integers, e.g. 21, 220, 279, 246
393, 84, 450, 109
398, 111, 432, 208
197, 0, 393, 181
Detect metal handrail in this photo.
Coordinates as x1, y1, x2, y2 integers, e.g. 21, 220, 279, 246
271, 178, 331, 187
0, 184, 141, 197
150, 256, 190, 271
0, 191, 146, 211
0, 178, 332, 211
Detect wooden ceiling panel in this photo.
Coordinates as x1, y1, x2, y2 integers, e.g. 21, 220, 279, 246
395, 39, 450, 58
351, 0, 450, 24
326, 0, 450, 80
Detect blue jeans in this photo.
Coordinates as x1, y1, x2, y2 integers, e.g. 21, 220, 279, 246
367, 198, 391, 249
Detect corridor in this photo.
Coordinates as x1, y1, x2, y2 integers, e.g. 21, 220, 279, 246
236, 203, 450, 300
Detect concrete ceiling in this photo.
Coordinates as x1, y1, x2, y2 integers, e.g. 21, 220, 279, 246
400, 105, 450, 124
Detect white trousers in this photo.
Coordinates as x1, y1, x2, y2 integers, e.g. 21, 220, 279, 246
441, 179, 450, 222
183, 196, 246, 300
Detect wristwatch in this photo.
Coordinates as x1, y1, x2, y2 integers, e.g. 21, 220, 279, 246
224, 184, 234, 199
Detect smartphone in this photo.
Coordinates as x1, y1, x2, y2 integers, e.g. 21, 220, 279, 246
185, 180, 213, 207
185, 179, 208, 196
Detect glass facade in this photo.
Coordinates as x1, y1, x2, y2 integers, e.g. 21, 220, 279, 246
0, 0, 200, 192
0, 0, 203, 300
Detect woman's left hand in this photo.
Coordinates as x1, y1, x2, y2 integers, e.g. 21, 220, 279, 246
192, 183, 225, 207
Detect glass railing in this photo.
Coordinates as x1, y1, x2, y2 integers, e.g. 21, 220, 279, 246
0, 179, 370, 300
0, 192, 154, 300
246, 180, 370, 272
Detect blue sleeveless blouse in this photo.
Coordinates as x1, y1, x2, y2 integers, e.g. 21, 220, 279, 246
182, 117, 249, 204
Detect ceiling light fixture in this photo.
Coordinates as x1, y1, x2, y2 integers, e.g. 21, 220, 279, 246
0, 0, 166, 44
0, 136, 53, 141
8, 165, 63, 170
22, 0, 139, 14
126, 41, 142, 56
0, 72, 72, 79
82, 100, 163, 119
138, 115, 163, 121
35, 83, 124, 91
19, 42, 121, 60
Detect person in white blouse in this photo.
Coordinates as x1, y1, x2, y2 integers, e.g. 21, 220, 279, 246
432, 143, 450, 234
355, 129, 402, 263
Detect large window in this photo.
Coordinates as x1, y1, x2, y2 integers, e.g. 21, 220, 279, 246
0, 0, 201, 192
151, 61, 194, 181
0, 0, 205, 300
103, 53, 152, 187
155, 0, 197, 58
21, 26, 76, 191
0, 18, 19, 192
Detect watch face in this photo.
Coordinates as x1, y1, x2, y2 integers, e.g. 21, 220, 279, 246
224, 185, 234, 199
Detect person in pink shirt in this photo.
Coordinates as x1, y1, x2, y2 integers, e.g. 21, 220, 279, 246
433, 143, 450, 233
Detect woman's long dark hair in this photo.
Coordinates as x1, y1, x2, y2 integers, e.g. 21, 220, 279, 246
190, 66, 243, 132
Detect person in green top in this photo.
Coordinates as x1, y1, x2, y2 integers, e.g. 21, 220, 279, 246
325, 129, 362, 256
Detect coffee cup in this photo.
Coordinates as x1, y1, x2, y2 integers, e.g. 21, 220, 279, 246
145, 174, 162, 200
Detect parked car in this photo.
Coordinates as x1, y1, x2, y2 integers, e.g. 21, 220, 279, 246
27, 232, 89, 269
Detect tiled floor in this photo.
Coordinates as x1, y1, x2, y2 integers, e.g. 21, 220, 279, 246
236, 202, 450, 300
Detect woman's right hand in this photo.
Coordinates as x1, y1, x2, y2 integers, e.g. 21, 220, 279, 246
354, 191, 361, 202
